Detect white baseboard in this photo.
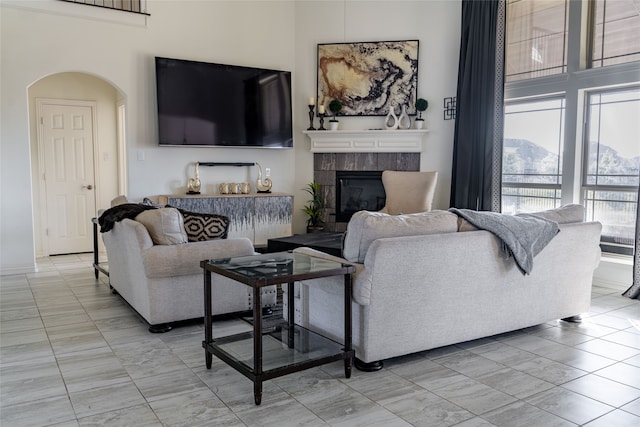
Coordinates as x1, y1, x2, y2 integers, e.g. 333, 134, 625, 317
0, 263, 37, 276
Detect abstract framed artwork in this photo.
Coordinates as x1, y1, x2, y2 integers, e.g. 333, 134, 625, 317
317, 40, 419, 116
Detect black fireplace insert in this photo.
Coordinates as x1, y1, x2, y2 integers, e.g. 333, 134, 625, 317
335, 171, 386, 222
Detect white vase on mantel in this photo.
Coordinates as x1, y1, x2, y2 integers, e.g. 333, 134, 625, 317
385, 107, 399, 130
329, 120, 339, 131
398, 105, 411, 129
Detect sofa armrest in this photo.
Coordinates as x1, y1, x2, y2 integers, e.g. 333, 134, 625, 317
142, 237, 255, 278
292, 246, 365, 300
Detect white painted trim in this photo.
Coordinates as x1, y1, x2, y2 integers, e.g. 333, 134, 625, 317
304, 129, 428, 153
0, 265, 37, 275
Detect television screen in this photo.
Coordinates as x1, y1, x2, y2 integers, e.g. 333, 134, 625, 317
155, 57, 293, 148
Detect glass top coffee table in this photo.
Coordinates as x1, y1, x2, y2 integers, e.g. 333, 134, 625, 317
200, 251, 355, 405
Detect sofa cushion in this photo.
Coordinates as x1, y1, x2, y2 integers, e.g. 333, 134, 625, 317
178, 209, 229, 241
343, 210, 459, 263
523, 204, 585, 224
135, 208, 188, 245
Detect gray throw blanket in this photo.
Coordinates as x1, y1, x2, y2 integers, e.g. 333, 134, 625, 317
449, 208, 559, 275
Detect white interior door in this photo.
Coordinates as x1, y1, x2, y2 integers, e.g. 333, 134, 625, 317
41, 103, 96, 255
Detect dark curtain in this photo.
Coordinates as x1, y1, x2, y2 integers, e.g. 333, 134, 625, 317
623, 184, 640, 299
450, 0, 505, 212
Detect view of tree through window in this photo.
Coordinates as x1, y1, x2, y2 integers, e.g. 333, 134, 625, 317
502, 98, 564, 213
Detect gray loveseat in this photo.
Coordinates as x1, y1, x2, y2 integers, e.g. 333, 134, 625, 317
102, 208, 276, 332
291, 205, 602, 369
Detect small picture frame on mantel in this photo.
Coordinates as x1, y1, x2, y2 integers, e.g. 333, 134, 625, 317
317, 40, 419, 117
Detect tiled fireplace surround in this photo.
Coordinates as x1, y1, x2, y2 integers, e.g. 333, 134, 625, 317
313, 152, 420, 232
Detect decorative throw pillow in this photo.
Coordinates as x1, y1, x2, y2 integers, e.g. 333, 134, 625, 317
135, 208, 188, 245
521, 204, 585, 224
178, 209, 230, 241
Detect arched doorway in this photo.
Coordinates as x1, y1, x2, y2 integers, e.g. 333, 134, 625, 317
29, 72, 125, 257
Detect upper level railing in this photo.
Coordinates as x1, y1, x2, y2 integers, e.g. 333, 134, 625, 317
59, 0, 149, 15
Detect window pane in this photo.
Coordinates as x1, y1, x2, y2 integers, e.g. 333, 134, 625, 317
502, 98, 565, 213
506, 0, 568, 82
584, 87, 639, 254
585, 88, 640, 187
591, 0, 640, 68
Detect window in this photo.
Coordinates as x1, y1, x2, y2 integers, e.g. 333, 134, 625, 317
503, 0, 640, 255
591, 0, 640, 68
583, 87, 640, 254
505, 0, 569, 82
502, 98, 565, 213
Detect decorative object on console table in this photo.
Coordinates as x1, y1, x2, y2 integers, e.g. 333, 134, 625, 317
415, 98, 428, 129
255, 162, 273, 193
328, 99, 342, 131
398, 105, 411, 129
307, 97, 316, 130
317, 40, 419, 116
303, 182, 325, 233
187, 162, 201, 194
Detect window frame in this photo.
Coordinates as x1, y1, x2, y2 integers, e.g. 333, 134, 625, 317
503, 0, 640, 255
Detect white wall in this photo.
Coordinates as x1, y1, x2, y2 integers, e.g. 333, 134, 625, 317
0, 0, 461, 274
294, 1, 460, 210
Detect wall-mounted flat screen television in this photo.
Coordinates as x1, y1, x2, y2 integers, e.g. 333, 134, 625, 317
155, 56, 293, 148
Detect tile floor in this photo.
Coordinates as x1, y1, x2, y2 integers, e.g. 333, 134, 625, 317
1, 253, 639, 426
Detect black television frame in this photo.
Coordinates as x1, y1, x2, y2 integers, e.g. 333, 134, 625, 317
155, 56, 293, 149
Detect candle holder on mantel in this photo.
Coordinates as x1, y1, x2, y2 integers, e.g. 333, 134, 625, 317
307, 105, 316, 130
318, 113, 326, 131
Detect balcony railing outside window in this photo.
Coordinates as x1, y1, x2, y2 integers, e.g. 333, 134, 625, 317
585, 189, 638, 253
502, 185, 562, 214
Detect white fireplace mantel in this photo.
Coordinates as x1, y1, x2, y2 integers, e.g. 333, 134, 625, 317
303, 129, 428, 153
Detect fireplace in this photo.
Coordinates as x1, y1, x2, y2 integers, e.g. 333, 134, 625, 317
335, 171, 385, 222
314, 152, 420, 232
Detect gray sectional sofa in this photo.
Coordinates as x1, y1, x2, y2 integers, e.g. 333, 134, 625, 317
291, 205, 602, 369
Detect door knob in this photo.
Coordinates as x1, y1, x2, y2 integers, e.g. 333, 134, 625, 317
83, 184, 93, 190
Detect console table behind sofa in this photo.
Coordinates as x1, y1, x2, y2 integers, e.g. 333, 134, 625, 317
158, 193, 293, 247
